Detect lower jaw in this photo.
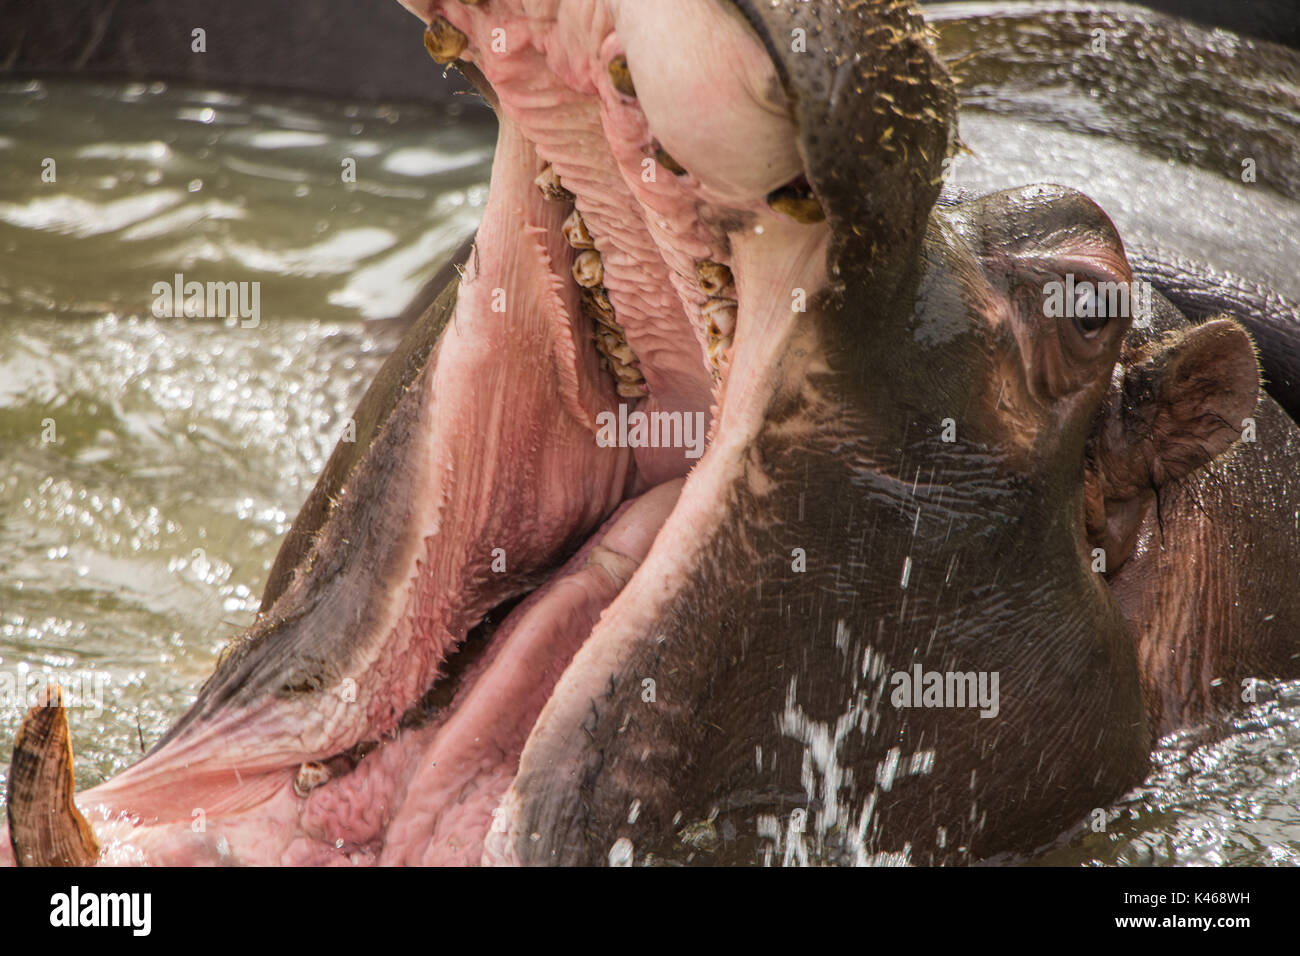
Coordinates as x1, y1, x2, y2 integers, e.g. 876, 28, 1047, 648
370, 478, 685, 865
68, 478, 685, 867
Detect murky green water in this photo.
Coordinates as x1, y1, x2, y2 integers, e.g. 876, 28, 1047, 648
0, 78, 1296, 866
0, 77, 493, 786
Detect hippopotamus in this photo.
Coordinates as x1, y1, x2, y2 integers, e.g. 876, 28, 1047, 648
928, 0, 1300, 417
5, 0, 1300, 866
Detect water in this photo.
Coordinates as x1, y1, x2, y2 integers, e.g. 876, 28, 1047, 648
0, 77, 493, 787
1, 78, 1297, 866
1038, 685, 1300, 866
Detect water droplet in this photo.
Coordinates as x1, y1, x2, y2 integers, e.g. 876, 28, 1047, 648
608, 837, 634, 866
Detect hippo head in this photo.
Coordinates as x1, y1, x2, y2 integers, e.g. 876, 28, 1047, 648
3, 2, 1259, 867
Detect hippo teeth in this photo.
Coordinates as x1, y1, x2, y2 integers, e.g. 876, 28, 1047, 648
292, 762, 331, 798
560, 208, 595, 250
571, 250, 604, 289
534, 164, 574, 203
423, 18, 468, 65
696, 260, 736, 298
7, 685, 100, 867
555, 202, 647, 396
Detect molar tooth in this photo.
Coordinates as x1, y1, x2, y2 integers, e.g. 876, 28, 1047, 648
535, 165, 573, 203
563, 210, 595, 250
608, 55, 637, 98
581, 287, 616, 326
572, 250, 604, 288
707, 332, 734, 367
608, 341, 637, 365
596, 329, 637, 369
702, 297, 738, 338
596, 328, 621, 354
613, 359, 644, 380
696, 260, 735, 297
293, 761, 332, 798
423, 17, 468, 65
654, 148, 688, 177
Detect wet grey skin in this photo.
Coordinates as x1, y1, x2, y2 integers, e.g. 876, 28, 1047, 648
5, 0, 1299, 867
509, 181, 1299, 864
928, 1, 1300, 418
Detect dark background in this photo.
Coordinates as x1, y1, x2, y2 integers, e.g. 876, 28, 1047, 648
1, 1, 1296, 103
0, 0, 474, 102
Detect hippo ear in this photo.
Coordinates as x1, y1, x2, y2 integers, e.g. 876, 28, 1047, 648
1086, 319, 1259, 567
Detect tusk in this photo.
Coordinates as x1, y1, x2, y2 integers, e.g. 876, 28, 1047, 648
6, 684, 100, 867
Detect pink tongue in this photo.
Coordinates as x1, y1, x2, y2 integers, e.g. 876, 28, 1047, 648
379, 479, 684, 865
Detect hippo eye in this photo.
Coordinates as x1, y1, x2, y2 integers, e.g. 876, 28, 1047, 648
1063, 276, 1122, 340
1073, 308, 1110, 339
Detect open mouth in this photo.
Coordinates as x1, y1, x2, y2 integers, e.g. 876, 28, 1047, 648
340, 0, 830, 865
6, 0, 847, 866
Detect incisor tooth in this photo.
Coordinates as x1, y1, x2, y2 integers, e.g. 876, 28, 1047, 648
6, 684, 100, 867
702, 297, 738, 338
572, 250, 604, 288
423, 18, 468, 65
696, 260, 735, 297
535, 165, 573, 203
563, 210, 595, 250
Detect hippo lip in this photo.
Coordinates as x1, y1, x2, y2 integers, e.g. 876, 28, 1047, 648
5, 0, 843, 867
